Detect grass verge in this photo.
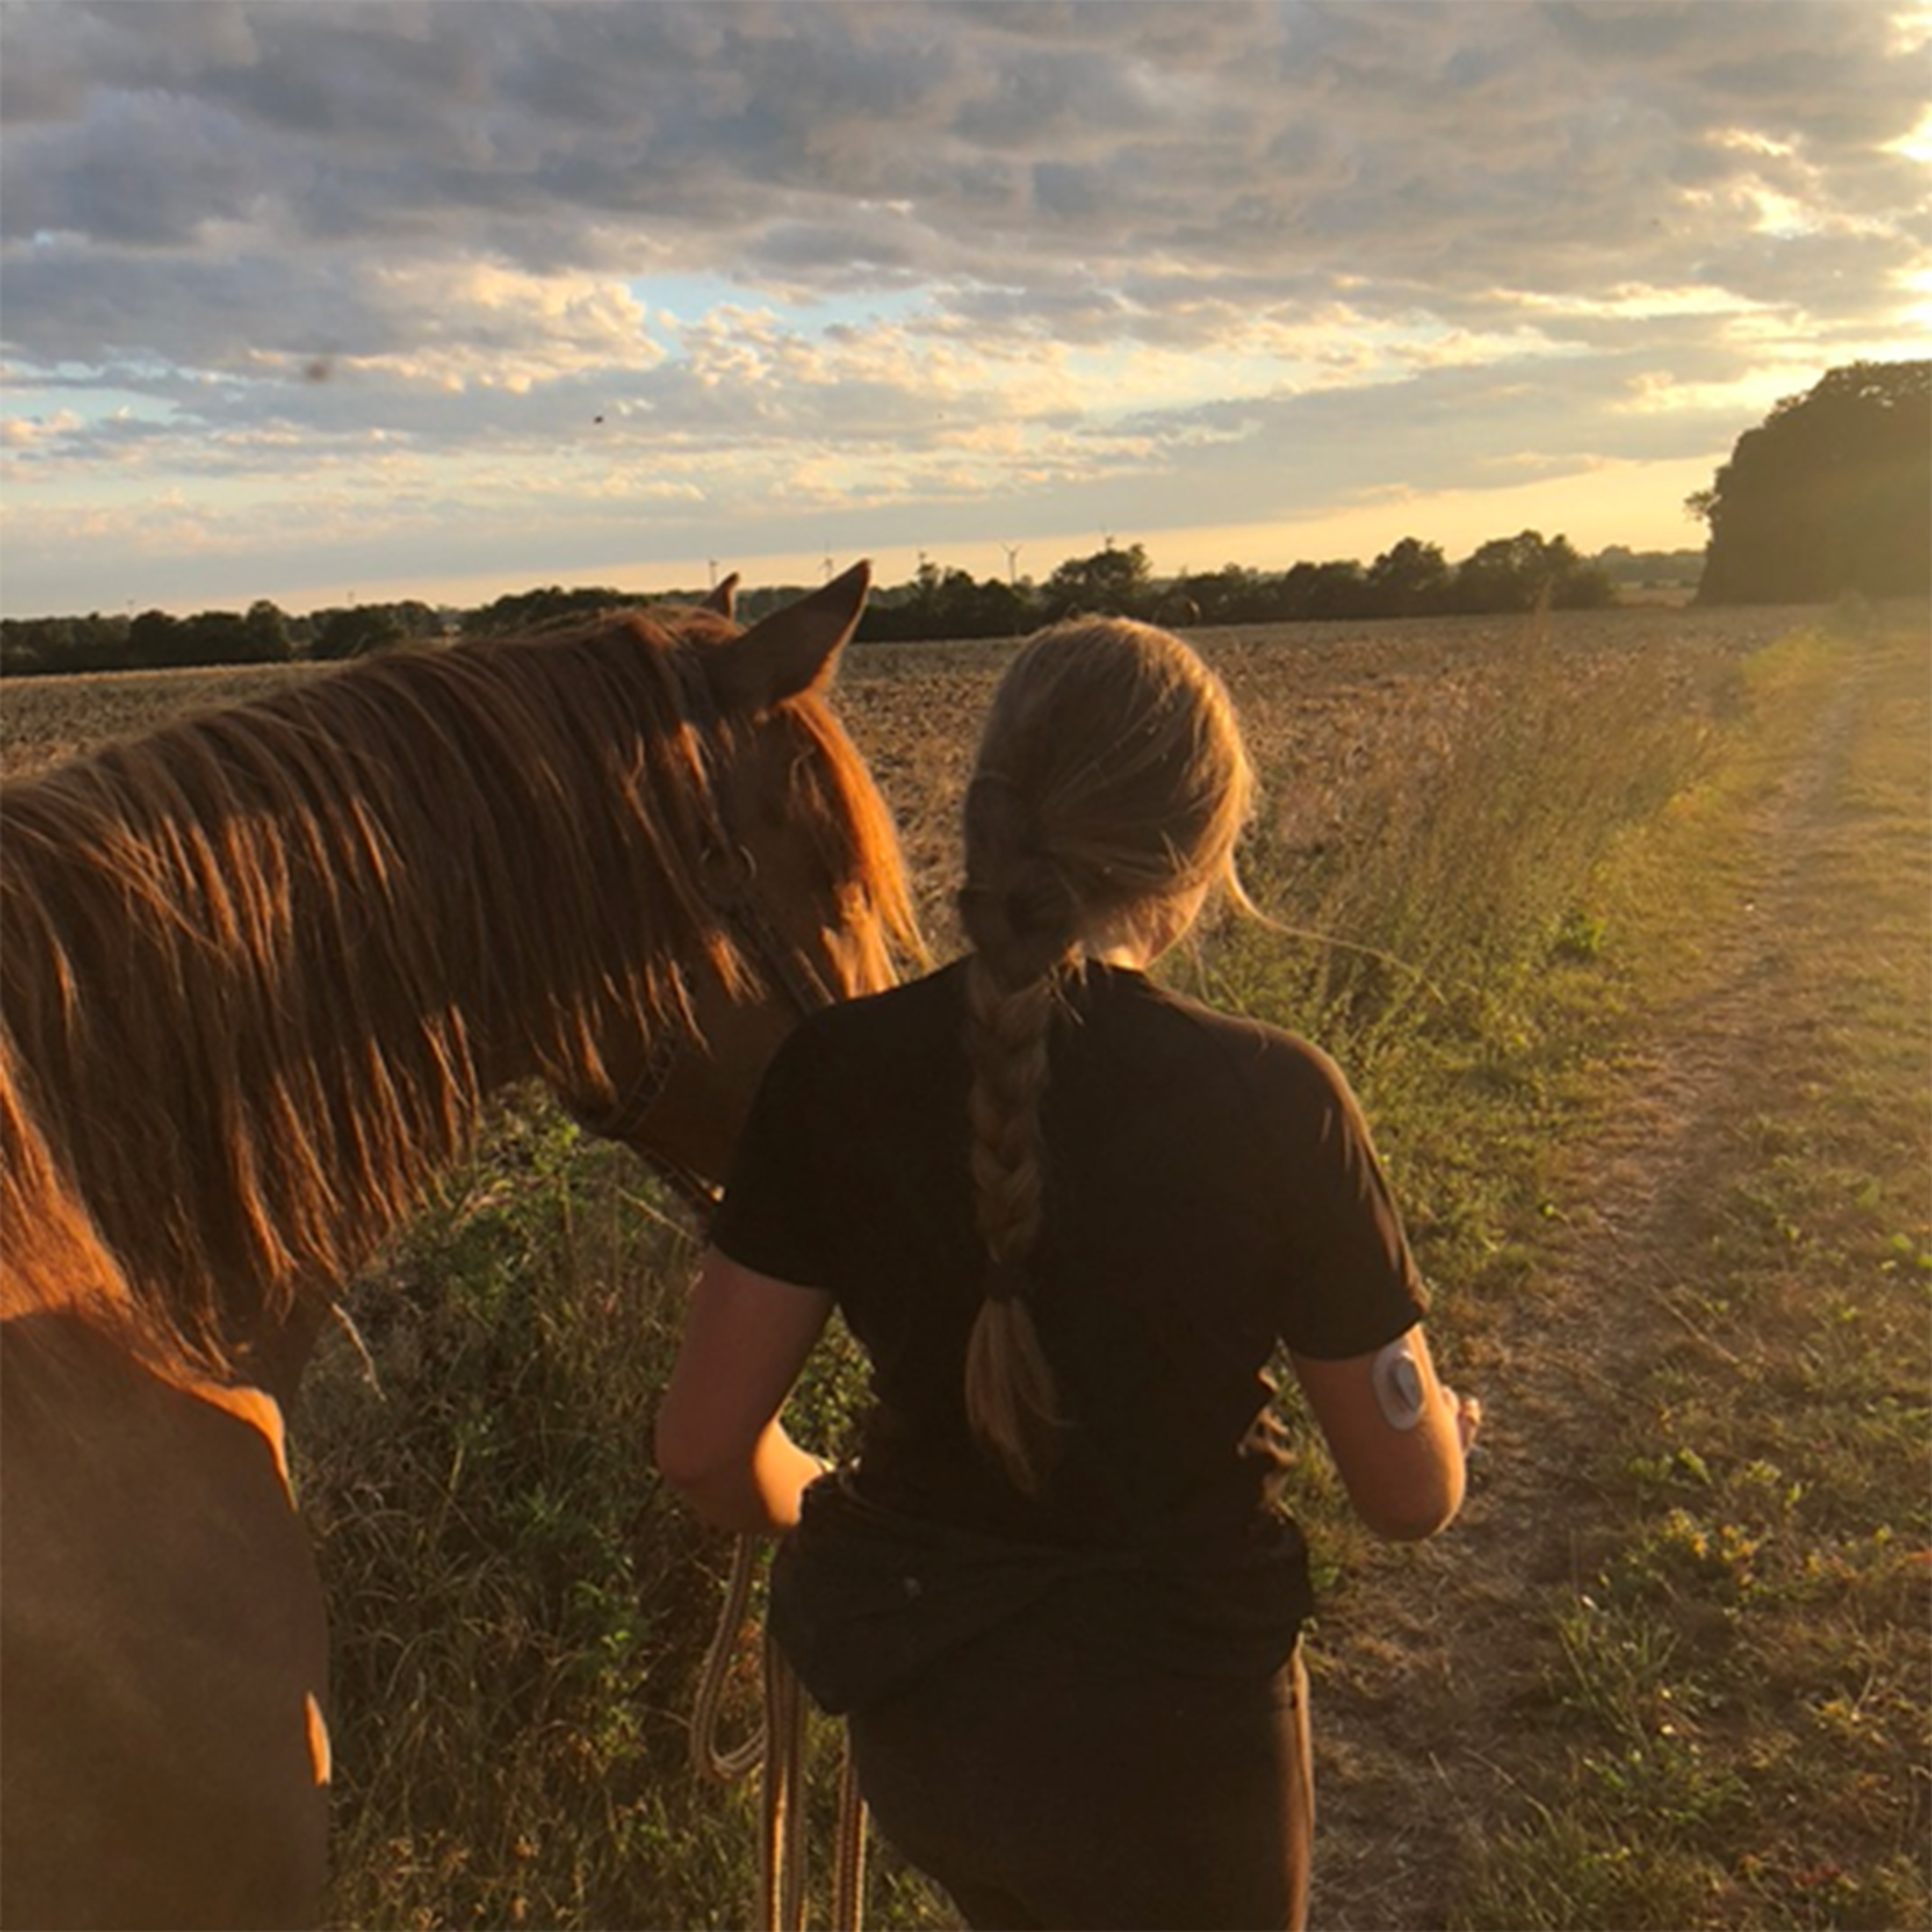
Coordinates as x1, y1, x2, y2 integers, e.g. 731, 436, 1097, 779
1445, 614, 1931, 1931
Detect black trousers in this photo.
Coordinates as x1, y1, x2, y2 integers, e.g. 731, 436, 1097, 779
847, 1618, 1313, 1932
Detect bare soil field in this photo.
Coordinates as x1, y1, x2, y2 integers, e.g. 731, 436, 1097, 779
3, 602, 1813, 911
2, 607, 1802, 780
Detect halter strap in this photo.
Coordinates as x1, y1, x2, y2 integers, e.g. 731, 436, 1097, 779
572, 834, 840, 1133
566, 643, 841, 1210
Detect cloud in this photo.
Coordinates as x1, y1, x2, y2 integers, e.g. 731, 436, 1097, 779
2, 1, 1926, 614
9, 4, 1922, 282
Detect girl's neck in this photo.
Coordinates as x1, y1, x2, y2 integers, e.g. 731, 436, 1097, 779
1084, 885, 1208, 970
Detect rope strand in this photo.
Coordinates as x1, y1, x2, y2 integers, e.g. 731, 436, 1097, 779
689, 1533, 869, 1931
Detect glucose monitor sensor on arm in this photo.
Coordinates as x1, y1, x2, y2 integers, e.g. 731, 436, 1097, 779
1370, 1336, 1427, 1431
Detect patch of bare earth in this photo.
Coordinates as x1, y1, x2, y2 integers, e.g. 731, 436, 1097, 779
1303, 659, 1862, 1930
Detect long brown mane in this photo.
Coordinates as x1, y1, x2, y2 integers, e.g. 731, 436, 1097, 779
0, 609, 916, 1382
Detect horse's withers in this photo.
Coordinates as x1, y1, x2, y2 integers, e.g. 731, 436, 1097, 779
1, 1316, 328, 1930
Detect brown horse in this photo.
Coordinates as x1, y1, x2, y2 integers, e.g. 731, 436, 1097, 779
0, 566, 920, 1931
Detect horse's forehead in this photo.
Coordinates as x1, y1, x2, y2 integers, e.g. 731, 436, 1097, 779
660, 607, 741, 651
722, 708, 818, 825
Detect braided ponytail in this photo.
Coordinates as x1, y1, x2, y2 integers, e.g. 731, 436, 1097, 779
956, 620, 1254, 1493
961, 955, 1069, 1491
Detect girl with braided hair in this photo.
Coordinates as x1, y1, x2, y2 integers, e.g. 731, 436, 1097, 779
659, 618, 1480, 1931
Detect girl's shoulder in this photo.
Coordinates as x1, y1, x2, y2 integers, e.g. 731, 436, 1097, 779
784, 958, 971, 1072
1098, 965, 1352, 1095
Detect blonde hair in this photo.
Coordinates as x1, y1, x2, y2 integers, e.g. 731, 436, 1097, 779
957, 619, 1255, 1491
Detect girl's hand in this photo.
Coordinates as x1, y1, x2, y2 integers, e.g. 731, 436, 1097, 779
1444, 1387, 1483, 1454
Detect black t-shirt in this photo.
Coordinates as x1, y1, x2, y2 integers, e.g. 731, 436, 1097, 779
712, 960, 1429, 1554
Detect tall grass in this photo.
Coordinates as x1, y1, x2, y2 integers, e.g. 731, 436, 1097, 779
1194, 621, 1733, 1076
299, 615, 1775, 1928
303, 1110, 926, 1929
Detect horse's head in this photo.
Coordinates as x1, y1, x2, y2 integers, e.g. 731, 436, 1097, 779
559, 564, 923, 1193
0, 560, 919, 1388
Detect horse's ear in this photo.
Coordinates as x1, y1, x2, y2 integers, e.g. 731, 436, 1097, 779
713, 561, 870, 712
703, 573, 740, 620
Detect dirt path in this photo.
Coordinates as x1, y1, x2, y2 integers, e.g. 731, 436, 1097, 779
1302, 647, 1867, 1930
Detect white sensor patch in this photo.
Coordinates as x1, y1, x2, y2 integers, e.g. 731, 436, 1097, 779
1371, 1337, 1427, 1431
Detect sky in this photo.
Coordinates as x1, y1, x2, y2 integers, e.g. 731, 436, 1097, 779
2, 2, 1928, 619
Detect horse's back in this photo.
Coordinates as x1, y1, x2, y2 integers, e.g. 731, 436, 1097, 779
0, 1315, 330, 1931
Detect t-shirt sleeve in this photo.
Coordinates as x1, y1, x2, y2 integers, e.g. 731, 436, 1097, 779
707, 1019, 840, 1289
1265, 1041, 1431, 1360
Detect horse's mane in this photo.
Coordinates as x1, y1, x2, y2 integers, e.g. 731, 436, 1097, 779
0, 609, 916, 1381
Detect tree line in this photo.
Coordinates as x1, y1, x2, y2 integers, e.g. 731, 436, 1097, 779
0, 598, 452, 679
0, 527, 1618, 678
852, 528, 1621, 642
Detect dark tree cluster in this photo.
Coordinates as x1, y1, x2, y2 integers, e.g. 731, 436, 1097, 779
1690, 360, 1929, 606
0, 611, 135, 676
857, 559, 1039, 641
1593, 546, 1705, 592
854, 529, 1613, 641
306, 601, 446, 660
462, 584, 635, 636
1, 598, 451, 679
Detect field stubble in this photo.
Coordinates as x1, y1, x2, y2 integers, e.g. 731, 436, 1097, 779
5, 601, 1914, 1931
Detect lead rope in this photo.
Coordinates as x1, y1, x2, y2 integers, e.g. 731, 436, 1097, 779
691, 1533, 869, 1932
580, 639, 871, 1920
